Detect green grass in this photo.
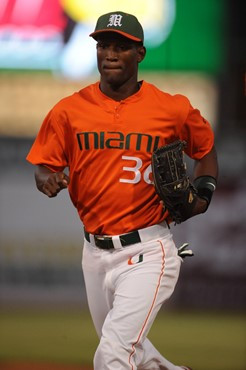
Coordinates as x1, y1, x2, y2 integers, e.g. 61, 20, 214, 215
149, 311, 246, 370
0, 310, 97, 366
0, 309, 245, 370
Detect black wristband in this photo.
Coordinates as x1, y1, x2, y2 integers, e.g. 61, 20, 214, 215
193, 175, 217, 206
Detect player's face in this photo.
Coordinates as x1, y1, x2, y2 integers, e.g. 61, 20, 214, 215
96, 33, 145, 88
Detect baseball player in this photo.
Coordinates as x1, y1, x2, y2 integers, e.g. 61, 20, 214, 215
27, 11, 218, 370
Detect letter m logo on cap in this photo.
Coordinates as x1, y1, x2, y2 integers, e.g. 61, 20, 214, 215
90, 11, 144, 42
107, 14, 123, 27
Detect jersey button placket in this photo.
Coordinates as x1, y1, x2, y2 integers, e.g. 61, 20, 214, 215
114, 102, 122, 123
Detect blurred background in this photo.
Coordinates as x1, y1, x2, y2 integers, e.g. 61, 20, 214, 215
0, 0, 245, 369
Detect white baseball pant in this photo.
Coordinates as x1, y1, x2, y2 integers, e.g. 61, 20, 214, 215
82, 222, 184, 370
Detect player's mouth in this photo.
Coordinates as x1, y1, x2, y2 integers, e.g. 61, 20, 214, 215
103, 65, 122, 70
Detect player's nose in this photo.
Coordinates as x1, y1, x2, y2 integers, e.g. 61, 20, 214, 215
105, 46, 118, 61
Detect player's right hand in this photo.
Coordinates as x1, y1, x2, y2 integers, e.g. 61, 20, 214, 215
41, 172, 70, 198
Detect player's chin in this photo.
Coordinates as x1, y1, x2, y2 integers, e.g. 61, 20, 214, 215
102, 70, 124, 85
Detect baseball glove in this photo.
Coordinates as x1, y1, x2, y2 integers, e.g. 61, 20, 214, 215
152, 140, 197, 224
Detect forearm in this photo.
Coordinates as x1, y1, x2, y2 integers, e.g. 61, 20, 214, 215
191, 146, 219, 214
35, 165, 54, 192
193, 146, 219, 180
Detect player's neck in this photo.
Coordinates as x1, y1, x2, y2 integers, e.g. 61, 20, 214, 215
99, 78, 140, 101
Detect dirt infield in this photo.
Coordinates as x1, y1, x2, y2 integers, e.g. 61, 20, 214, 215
0, 363, 93, 370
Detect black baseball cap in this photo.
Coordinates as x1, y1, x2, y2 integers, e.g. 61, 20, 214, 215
90, 11, 144, 43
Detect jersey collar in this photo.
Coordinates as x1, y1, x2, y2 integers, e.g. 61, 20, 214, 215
94, 80, 145, 106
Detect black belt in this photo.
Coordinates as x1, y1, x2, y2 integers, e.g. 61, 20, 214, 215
84, 228, 141, 249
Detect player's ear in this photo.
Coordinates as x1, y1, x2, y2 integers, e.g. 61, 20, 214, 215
137, 45, 146, 63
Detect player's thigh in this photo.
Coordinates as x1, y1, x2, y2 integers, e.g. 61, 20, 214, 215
82, 242, 112, 337
102, 239, 181, 344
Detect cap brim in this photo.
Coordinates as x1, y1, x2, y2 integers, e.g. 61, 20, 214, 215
89, 29, 142, 42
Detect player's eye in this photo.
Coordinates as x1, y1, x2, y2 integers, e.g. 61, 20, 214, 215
118, 44, 130, 51
97, 42, 108, 49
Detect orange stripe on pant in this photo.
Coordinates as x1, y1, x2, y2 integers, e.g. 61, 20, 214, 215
128, 240, 165, 369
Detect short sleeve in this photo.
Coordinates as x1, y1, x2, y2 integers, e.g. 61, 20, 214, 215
26, 108, 68, 172
179, 100, 214, 160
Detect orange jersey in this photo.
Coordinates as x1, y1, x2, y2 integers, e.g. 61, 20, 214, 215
27, 81, 214, 235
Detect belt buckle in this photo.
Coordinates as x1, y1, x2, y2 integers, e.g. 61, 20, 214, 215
95, 235, 114, 249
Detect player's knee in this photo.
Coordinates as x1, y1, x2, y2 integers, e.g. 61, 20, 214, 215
94, 337, 111, 366
94, 336, 132, 368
